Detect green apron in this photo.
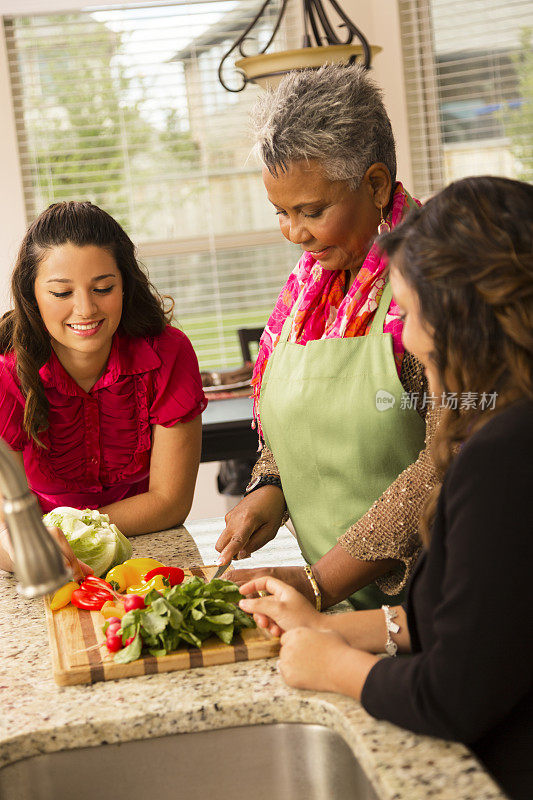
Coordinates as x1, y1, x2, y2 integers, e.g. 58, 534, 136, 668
259, 281, 425, 609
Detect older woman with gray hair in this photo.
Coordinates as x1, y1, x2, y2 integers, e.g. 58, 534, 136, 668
216, 63, 439, 610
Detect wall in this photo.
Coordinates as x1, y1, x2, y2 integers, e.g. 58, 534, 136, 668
341, 0, 413, 189
188, 460, 234, 520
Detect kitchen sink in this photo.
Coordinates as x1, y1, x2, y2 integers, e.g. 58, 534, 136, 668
0, 722, 378, 800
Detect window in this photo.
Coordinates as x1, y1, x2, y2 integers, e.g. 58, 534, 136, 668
399, 0, 533, 197
4, 2, 299, 369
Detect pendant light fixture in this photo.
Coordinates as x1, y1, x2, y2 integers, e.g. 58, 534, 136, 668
218, 0, 381, 92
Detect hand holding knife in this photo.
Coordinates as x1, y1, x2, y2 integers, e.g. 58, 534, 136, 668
211, 559, 233, 580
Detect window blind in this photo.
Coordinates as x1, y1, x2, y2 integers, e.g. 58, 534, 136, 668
4, 2, 300, 369
399, 0, 533, 198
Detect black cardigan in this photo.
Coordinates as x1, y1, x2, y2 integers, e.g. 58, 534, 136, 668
361, 399, 533, 800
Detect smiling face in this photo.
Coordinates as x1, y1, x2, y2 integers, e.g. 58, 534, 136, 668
389, 264, 442, 392
33, 243, 123, 369
263, 160, 387, 273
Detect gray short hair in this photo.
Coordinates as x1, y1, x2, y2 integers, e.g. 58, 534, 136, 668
250, 63, 397, 189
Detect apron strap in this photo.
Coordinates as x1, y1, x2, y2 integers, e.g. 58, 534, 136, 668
368, 280, 393, 336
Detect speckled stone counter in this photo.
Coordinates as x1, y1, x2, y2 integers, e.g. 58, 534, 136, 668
0, 518, 506, 800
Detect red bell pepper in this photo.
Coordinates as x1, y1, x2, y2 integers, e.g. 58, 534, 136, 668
143, 566, 185, 587
71, 576, 115, 611
71, 588, 110, 611
82, 575, 116, 594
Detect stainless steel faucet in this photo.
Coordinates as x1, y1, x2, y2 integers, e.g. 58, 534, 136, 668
0, 438, 71, 597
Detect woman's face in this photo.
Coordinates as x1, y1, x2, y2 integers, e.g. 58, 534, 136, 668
33, 243, 123, 365
263, 160, 383, 273
390, 264, 441, 391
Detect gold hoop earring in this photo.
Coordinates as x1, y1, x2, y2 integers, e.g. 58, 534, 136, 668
378, 205, 390, 235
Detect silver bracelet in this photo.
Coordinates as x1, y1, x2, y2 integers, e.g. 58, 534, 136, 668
381, 604, 400, 657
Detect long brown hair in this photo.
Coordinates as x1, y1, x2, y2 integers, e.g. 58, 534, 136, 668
0, 201, 173, 446
381, 176, 533, 542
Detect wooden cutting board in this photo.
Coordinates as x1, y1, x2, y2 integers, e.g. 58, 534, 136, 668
44, 565, 279, 686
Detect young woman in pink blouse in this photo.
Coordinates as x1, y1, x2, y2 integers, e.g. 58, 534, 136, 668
0, 201, 206, 574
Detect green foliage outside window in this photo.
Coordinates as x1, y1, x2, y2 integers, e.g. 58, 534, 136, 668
503, 27, 533, 181
12, 14, 199, 234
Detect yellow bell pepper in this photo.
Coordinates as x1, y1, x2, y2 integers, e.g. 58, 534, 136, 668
50, 581, 79, 611
104, 564, 129, 592
105, 558, 164, 592
126, 574, 167, 595
101, 599, 126, 619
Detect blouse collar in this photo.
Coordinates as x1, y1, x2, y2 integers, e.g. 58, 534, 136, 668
39, 331, 161, 396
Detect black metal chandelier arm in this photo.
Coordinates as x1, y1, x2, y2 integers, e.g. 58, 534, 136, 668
325, 0, 371, 65
218, 0, 275, 92
217, 0, 373, 91
305, 0, 345, 45
255, 0, 291, 55
304, 0, 323, 48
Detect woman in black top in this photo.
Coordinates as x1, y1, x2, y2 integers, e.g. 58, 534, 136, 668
238, 176, 533, 800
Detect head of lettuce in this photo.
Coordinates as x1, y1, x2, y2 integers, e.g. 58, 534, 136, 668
42, 508, 132, 577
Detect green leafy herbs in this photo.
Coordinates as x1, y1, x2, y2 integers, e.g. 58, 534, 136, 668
111, 577, 255, 664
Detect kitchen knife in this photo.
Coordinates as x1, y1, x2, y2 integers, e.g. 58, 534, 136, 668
211, 560, 233, 581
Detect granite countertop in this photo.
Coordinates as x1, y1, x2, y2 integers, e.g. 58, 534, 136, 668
0, 518, 505, 800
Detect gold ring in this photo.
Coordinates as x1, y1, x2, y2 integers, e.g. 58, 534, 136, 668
258, 590, 268, 597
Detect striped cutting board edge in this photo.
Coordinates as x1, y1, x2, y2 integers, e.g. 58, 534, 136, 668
43, 565, 280, 686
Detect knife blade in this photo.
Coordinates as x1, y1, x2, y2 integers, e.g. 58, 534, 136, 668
211, 560, 233, 581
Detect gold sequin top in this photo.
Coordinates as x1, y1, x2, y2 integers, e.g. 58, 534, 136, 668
250, 353, 440, 594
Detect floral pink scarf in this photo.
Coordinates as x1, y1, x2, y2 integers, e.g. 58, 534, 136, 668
252, 182, 420, 440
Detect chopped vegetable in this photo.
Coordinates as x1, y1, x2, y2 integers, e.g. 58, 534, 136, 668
42, 507, 132, 577
71, 588, 108, 611
104, 564, 129, 593
82, 575, 116, 594
126, 575, 166, 595
143, 566, 185, 587
70, 577, 114, 611
109, 577, 256, 664
105, 558, 164, 592
101, 600, 126, 620
50, 581, 79, 611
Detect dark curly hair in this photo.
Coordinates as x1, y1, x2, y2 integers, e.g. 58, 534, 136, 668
0, 201, 173, 446
380, 176, 533, 543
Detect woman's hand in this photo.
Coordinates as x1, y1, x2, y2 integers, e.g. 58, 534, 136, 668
239, 575, 321, 637
240, 575, 380, 699
215, 486, 287, 563
278, 627, 353, 692
278, 625, 379, 699
227, 565, 317, 605
0, 523, 92, 581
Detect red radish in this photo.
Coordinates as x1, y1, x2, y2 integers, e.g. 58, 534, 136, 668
123, 595, 145, 612
106, 617, 122, 627
106, 633, 123, 652
124, 635, 136, 646
107, 621, 121, 636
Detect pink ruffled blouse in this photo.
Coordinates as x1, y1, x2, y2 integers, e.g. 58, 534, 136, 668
0, 326, 207, 513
